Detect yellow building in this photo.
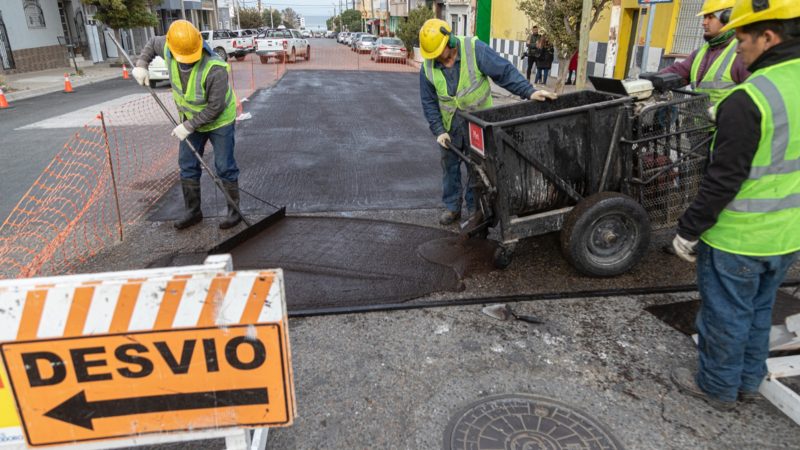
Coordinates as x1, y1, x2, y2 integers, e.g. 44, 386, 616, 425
485, 0, 708, 79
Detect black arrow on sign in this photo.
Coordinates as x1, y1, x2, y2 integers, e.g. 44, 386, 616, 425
44, 388, 269, 430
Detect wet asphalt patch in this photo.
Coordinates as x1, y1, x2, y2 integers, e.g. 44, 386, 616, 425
148, 70, 440, 222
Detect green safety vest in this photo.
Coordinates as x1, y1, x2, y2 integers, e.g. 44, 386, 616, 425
164, 44, 237, 132
690, 39, 738, 105
701, 58, 800, 256
423, 36, 493, 132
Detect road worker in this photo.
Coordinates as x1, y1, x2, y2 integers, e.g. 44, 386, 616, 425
419, 19, 557, 226
671, 0, 800, 411
132, 20, 242, 230
660, 0, 750, 104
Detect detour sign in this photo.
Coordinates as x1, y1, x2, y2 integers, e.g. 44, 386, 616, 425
1, 323, 292, 446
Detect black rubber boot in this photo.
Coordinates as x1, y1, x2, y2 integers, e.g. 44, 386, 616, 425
174, 179, 203, 230
219, 180, 243, 230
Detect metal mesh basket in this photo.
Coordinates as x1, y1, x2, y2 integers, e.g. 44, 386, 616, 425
624, 91, 713, 229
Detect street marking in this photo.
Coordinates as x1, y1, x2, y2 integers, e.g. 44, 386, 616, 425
14, 94, 163, 130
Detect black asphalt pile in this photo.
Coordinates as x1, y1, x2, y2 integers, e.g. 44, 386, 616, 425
148, 70, 440, 221
229, 216, 463, 311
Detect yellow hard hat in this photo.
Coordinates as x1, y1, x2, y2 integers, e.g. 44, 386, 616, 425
419, 19, 451, 60
722, 0, 800, 32
698, 0, 736, 16
166, 20, 203, 64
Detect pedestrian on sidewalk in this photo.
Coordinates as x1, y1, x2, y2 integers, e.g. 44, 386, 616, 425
534, 38, 554, 85
132, 20, 243, 230
659, 0, 749, 105
418, 18, 557, 226
566, 51, 578, 85
524, 26, 541, 82
670, 0, 800, 411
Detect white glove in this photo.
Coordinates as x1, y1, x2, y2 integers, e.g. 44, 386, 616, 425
171, 123, 191, 141
707, 105, 716, 122
530, 90, 558, 101
132, 66, 149, 87
436, 132, 451, 148
672, 235, 698, 263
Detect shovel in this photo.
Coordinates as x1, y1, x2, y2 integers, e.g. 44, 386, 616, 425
482, 304, 544, 324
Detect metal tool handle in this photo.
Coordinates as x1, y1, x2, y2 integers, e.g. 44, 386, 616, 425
105, 31, 251, 227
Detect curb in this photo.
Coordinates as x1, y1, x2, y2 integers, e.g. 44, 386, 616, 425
5, 73, 125, 102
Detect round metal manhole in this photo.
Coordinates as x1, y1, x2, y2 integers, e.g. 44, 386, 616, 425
444, 394, 624, 450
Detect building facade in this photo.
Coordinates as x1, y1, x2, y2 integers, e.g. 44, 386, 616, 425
0, 0, 68, 73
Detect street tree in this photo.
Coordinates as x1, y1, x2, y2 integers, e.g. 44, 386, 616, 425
82, 0, 158, 59
397, 6, 433, 53
338, 9, 363, 32
281, 8, 300, 28
263, 8, 282, 29
237, 7, 263, 29
517, 0, 610, 92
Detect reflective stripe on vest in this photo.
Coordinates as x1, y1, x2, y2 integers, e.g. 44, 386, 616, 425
164, 44, 238, 132
690, 39, 737, 105
701, 58, 800, 256
423, 36, 493, 132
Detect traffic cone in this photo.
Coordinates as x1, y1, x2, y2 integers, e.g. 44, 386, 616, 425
0, 88, 8, 109
122, 64, 129, 79
64, 73, 73, 93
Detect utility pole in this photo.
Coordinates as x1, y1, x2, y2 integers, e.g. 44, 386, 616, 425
576, 0, 592, 89
269, 6, 274, 28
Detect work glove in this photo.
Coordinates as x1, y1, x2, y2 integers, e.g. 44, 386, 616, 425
672, 234, 698, 263
171, 123, 191, 141
436, 132, 451, 148
530, 90, 558, 102
132, 66, 149, 87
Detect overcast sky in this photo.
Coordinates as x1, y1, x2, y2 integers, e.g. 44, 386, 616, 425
229, 0, 357, 16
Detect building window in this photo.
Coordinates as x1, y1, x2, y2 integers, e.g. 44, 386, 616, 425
451, 14, 458, 35
24, 0, 46, 29
670, 0, 704, 55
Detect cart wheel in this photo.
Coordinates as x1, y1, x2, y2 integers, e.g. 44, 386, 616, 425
560, 192, 650, 277
493, 247, 514, 269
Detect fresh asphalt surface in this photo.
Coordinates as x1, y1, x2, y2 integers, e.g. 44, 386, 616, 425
0, 78, 149, 221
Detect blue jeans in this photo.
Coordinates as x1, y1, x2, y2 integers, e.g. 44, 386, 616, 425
695, 241, 799, 401
179, 123, 240, 182
440, 126, 474, 213
535, 68, 550, 84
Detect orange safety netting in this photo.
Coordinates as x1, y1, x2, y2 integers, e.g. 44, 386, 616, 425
0, 42, 418, 279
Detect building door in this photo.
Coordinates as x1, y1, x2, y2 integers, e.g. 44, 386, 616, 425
623, 8, 641, 79
0, 11, 14, 70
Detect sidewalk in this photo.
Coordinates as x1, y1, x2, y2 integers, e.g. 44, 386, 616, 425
1, 58, 124, 102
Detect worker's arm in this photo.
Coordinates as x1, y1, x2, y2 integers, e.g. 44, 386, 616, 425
420, 69, 446, 136
135, 36, 167, 69
659, 49, 698, 86
184, 66, 229, 132
474, 40, 535, 100
676, 91, 761, 240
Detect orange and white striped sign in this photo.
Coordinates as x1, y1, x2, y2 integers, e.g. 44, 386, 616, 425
0, 255, 294, 448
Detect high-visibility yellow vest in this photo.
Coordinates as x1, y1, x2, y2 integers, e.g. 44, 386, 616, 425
423, 36, 493, 132
690, 39, 738, 105
701, 58, 800, 256
164, 44, 237, 132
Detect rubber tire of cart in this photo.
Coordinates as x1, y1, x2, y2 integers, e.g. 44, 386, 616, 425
560, 192, 651, 277
493, 246, 514, 269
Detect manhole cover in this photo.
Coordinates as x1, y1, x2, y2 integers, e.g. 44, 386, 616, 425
444, 394, 624, 450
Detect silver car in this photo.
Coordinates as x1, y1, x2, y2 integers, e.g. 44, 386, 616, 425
371, 37, 407, 63
355, 35, 376, 53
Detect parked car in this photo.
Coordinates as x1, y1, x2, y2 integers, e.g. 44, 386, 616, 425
349, 32, 365, 50
371, 37, 407, 63
254, 28, 310, 63
200, 30, 248, 61
147, 56, 169, 88
355, 34, 376, 53
231, 29, 256, 52
301, 30, 311, 39
337, 32, 350, 44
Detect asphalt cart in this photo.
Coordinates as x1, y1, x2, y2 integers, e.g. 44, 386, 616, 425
455, 80, 713, 276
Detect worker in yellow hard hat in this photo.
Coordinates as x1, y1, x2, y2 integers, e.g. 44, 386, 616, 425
660, 0, 750, 104
670, 0, 800, 411
419, 19, 557, 226
132, 20, 242, 230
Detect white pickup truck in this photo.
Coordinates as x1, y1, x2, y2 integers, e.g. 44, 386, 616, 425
200, 30, 249, 61
254, 28, 310, 64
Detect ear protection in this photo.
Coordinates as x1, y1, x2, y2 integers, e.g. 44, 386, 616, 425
439, 26, 458, 48
719, 8, 732, 25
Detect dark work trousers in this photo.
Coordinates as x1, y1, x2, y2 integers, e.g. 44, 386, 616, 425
526, 57, 536, 81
